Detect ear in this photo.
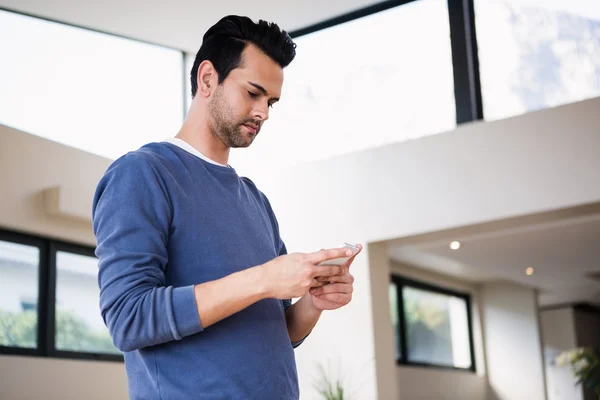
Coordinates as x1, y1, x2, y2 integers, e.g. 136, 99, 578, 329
197, 60, 218, 98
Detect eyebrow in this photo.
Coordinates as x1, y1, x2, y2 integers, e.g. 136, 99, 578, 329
249, 81, 279, 101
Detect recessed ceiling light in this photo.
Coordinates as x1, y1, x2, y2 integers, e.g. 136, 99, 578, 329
450, 241, 461, 250
525, 267, 535, 276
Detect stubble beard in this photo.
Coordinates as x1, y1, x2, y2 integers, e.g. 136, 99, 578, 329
209, 87, 258, 149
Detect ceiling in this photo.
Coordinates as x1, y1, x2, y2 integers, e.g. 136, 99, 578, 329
389, 205, 600, 307
0, 0, 385, 53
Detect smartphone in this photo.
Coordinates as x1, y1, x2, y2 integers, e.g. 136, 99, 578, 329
317, 243, 359, 266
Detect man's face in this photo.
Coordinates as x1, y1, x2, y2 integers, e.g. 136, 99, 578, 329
208, 44, 284, 148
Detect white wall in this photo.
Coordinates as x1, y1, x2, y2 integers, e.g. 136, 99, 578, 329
1, 96, 600, 399
397, 366, 486, 400
241, 97, 600, 399
368, 242, 399, 400
0, 355, 127, 400
481, 283, 546, 400
366, 246, 489, 400
540, 308, 583, 400
0, 125, 109, 244
389, 261, 487, 400
243, 96, 600, 250
0, 125, 127, 400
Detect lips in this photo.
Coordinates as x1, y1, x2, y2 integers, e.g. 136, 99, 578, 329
243, 123, 258, 135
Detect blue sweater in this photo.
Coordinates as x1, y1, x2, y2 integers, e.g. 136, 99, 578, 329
92, 142, 300, 400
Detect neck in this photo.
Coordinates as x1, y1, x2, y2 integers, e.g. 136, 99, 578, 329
176, 103, 230, 165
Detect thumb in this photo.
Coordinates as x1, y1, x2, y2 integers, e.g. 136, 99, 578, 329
344, 244, 363, 268
306, 247, 353, 265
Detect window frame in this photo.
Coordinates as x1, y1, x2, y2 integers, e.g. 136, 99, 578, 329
2, 0, 485, 144
289, 0, 484, 126
0, 229, 48, 358
390, 274, 476, 372
48, 241, 123, 362
0, 228, 123, 363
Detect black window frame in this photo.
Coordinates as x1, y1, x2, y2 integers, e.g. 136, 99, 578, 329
390, 274, 476, 372
0, 228, 123, 363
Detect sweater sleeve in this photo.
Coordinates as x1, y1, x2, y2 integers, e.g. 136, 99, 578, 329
92, 154, 203, 352
274, 224, 307, 348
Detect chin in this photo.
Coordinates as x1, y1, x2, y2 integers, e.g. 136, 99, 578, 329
230, 133, 256, 148
231, 141, 254, 149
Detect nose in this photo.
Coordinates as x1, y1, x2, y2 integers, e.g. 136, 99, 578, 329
253, 101, 269, 122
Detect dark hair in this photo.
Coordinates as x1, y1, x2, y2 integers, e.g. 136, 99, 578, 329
190, 15, 296, 98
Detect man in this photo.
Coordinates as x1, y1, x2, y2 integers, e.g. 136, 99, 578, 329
92, 15, 361, 400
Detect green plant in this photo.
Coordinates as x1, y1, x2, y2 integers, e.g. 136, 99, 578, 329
0, 308, 117, 354
0, 309, 37, 348
312, 362, 348, 400
555, 347, 600, 395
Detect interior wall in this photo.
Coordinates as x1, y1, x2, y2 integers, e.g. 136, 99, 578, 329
1, 96, 599, 399
243, 97, 600, 399
368, 242, 399, 400
0, 355, 127, 400
0, 125, 110, 245
481, 283, 546, 400
390, 261, 487, 400
0, 125, 126, 399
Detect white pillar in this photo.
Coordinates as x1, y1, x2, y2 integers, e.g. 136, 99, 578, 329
367, 241, 400, 399
481, 283, 547, 400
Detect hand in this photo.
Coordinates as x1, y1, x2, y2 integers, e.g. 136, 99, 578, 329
308, 244, 362, 311
259, 247, 356, 300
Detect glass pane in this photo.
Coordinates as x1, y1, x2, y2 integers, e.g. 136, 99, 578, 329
389, 282, 401, 360
403, 286, 471, 368
0, 240, 39, 348
55, 251, 119, 355
475, 0, 600, 121
231, 0, 456, 172
0, 9, 184, 160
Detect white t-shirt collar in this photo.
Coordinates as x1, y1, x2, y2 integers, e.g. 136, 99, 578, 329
164, 138, 230, 168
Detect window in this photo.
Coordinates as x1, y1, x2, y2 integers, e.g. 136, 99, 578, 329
230, 0, 456, 172
475, 0, 600, 121
0, 230, 121, 362
0, 238, 42, 350
388, 283, 401, 360
54, 248, 119, 356
0, 9, 184, 160
389, 275, 475, 370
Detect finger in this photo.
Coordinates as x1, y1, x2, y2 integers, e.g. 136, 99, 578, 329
342, 244, 363, 268
317, 274, 353, 284
306, 248, 354, 265
311, 265, 343, 278
313, 293, 351, 304
311, 278, 328, 288
310, 283, 353, 296
316, 275, 342, 282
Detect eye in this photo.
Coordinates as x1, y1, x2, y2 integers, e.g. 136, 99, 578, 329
247, 91, 258, 98
268, 102, 275, 109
